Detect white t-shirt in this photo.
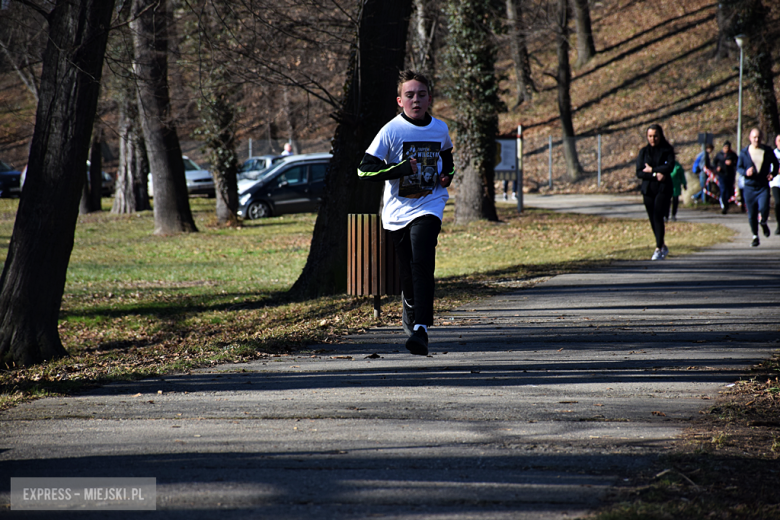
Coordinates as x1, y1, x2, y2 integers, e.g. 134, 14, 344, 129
365, 113, 453, 231
771, 148, 780, 188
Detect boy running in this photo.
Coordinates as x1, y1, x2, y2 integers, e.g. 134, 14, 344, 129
357, 70, 455, 356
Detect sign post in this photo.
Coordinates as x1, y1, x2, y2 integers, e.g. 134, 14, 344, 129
516, 125, 523, 213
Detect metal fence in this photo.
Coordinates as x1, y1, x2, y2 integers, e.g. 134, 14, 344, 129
519, 134, 623, 190
517, 133, 740, 191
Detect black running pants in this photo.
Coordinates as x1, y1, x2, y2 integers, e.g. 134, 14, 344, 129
643, 190, 671, 249
389, 215, 441, 327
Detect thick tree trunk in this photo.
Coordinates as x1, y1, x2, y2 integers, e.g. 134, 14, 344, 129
0, 0, 115, 368
444, 0, 500, 224
290, 0, 413, 298
113, 95, 138, 214
571, 0, 596, 68
453, 158, 483, 224
749, 47, 780, 140
214, 165, 239, 226
130, 0, 197, 235
111, 4, 150, 215
505, 0, 534, 107
724, 0, 780, 138
556, 0, 583, 181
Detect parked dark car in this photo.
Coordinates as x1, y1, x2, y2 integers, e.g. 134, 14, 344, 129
0, 160, 23, 197
238, 153, 331, 219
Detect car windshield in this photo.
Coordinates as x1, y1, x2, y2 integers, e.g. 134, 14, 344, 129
239, 161, 268, 180
241, 160, 292, 186
0, 160, 14, 172
183, 158, 200, 171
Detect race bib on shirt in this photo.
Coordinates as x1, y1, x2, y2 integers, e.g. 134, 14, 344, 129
399, 142, 441, 199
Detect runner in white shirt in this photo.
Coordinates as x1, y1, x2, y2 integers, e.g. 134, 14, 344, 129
357, 70, 455, 356
771, 134, 780, 235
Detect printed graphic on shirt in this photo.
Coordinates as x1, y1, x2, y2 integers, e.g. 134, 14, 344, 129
399, 141, 441, 199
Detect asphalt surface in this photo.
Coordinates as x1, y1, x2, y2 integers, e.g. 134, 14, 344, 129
1, 194, 779, 519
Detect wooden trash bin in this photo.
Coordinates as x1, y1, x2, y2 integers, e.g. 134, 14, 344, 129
347, 214, 401, 318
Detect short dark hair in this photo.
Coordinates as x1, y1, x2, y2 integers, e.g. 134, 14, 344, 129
397, 70, 432, 97
723, 141, 731, 148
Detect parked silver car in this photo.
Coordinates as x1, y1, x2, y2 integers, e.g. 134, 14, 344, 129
148, 156, 214, 197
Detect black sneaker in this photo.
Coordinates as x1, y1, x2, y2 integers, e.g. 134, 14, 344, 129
401, 293, 415, 338
405, 328, 428, 356
761, 223, 770, 237
721, 207, 728, 214
751, 236, 760, 247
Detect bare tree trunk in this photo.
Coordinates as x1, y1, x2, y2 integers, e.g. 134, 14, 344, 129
200, 92, 240, 227
191, 2, 240, 226
571, 0, 596, 68
724, 0, 780, 137
506, 0, 534, 107
82, 125, 103, 213
214, 167, 239, 226
80, 125, 102, 214
0, 38, 40, 102
0, 0, 115, 368
714, 1, 738, 60
556, 0, 583, 181
743, 0, 780, 138
113, 95, 137, 214
130, 0, 197, 235
291, 0, 413, 298
409, 0, 436, 71
749, 47, 780, 139
444, 0, 500, 224
134, 129, 152, 210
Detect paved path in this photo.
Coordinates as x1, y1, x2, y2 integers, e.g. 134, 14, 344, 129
2, 195, 779, 519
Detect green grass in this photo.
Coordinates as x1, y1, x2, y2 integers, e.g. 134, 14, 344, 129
0, 196, 733, 409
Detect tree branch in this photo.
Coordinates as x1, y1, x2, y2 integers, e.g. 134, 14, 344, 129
0, 37, 39, 101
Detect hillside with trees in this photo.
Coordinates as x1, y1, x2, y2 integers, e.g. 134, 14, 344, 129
1, 0, 777, 193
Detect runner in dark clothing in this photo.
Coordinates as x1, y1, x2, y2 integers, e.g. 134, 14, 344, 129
636, 124, 675, 260
712, 141, 738, 214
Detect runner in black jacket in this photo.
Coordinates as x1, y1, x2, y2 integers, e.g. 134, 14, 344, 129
636, 124, 675, 260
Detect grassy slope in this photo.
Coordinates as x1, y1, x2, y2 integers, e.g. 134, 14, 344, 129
0, 196, 730, 406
